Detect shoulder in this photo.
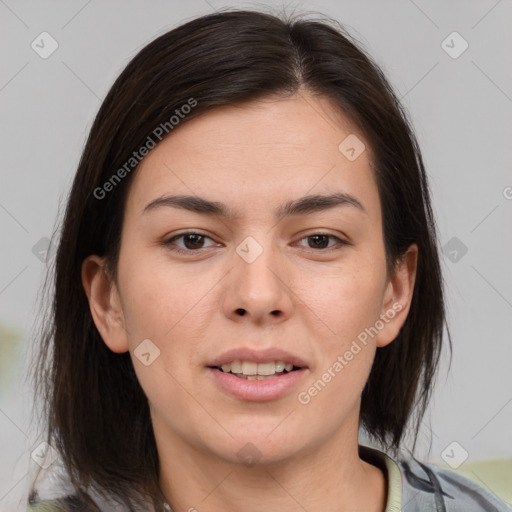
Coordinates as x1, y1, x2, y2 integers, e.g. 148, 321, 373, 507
27, 491, 101, 511
26, 458, 134, 512
359, 444, 512, 512
395, 455, 512, 512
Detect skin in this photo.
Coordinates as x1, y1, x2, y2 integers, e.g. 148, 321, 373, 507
82, 90, 417, 512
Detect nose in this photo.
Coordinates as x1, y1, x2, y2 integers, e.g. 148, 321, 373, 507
221, 239, 293, 325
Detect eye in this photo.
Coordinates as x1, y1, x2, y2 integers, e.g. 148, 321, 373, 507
162, 231, 349, 256
295, 233, 348, 251
163, 232, 219, 254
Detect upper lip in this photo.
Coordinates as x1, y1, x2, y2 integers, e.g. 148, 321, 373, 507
208, 347, 308, 368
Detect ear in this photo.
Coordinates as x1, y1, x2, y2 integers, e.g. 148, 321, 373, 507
81, 255, 129, 353
375, 244, 418, 348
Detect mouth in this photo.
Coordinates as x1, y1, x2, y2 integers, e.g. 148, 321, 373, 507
211, 360, 303, 380
207, 348, 308, 402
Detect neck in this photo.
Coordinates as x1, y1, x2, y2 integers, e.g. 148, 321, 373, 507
155, 418, 386, 512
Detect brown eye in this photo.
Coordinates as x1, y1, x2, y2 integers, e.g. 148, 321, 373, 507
308, 234, 330, 249
164, 232, 218, 254
297, 233, 348, 251
181, 234, 205, 249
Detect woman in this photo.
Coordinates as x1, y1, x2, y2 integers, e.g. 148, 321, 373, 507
28, 9, 511, 512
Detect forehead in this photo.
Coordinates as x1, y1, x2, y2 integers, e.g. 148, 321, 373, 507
124, 92, 380, 221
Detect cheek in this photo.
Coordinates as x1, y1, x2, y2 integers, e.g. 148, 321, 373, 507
119, 261, 209, 421
295, 270, 382, 425
294, 254, 386, 405
118, 254, 218, 343
299, 261, 386, 342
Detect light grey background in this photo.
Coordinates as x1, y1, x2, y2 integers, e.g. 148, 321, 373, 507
1, 0, 511, 509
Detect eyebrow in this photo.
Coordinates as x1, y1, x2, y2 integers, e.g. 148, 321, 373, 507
143, 192, 366, 220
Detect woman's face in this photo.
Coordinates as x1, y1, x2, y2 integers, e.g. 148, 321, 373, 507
84, 91, 415, 466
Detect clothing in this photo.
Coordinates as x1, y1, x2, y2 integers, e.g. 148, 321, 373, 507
359, 445, 512, 512
27, 445, 512, 511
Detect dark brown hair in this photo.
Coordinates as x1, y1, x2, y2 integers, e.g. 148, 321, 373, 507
33, 8, 449, 510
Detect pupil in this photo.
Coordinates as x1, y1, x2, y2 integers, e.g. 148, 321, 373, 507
184, 234, 204, 249
309, 235, 328, 249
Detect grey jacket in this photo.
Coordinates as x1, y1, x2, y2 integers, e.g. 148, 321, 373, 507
395, 456, 512, 511
27, 448, 512, 511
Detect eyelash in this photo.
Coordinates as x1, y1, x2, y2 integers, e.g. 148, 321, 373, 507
162, 231, 349, 255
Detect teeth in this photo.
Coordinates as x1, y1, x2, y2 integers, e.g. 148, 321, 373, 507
218, 360, 298, 376
230, 360, 242, 373
236, 373, 279, 380
275, 361, 285, 372
257, 362, 275, 375
242, 361, 258, 375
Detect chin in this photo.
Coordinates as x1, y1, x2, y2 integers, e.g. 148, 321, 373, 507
200, 424, 309, 467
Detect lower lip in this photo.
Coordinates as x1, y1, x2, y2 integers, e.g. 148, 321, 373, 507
208, 368, 308, 402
